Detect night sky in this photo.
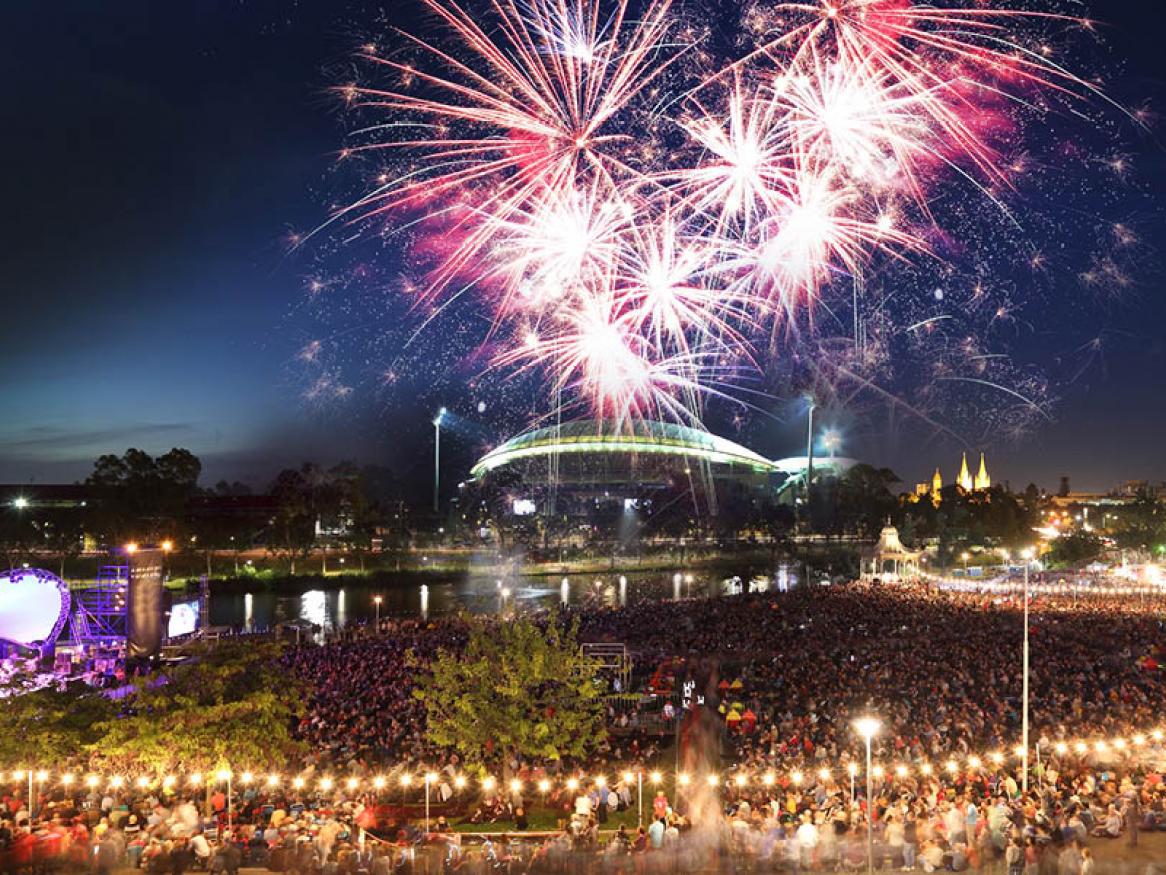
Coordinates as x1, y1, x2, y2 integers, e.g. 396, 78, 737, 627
2, 0, 1164, 495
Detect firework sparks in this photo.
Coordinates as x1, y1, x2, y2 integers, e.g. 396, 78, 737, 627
323, 0, 1129, 435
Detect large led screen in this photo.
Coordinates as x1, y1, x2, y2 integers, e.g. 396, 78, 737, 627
167, 599, 200, 638
0, 568, 71, 648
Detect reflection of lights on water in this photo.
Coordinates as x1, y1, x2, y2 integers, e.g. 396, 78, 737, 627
301, 590, 326, 628
211, 573, 731, 627
420, 584, 429, 621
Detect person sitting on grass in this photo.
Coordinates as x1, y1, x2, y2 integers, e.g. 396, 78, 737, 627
1091, 805, 1122, 838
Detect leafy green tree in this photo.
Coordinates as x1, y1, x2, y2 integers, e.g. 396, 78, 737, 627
0, 683, 117, 767
84, 447, 202, 544
1046, 531, 1104, 568
267, 468, 316, 573
836, 464, 901, 537
1112, 490, 1164, 553
43, 507, 86, 578
94, 640, 307, 773
413, 614, 606, 768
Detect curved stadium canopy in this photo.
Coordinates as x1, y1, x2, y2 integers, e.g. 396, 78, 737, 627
470, 420, 780, 479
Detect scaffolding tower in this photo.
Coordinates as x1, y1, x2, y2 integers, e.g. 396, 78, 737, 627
68, 564, 129, 647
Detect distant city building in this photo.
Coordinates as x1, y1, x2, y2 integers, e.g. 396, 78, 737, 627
1, 484, 92, 510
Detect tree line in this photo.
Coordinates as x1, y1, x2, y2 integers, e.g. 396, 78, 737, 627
0, 448, 417, 573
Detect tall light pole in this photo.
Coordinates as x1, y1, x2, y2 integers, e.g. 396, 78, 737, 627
424, 772, 437, 832
1021, 546, 1034, 792
373, 595, 382, 630
854, 716, 881, 875
802, 397, 816, 589
804, 398, 816, 506
217, 769, 233, 837
431, 408, 443, 518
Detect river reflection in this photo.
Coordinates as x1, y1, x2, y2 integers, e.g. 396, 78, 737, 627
205, 570, 761, 632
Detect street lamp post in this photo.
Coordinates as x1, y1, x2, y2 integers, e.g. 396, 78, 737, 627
638, 771, 643, 827
854, 717, 881, 875
217, 770, 233, 837
424, 773, 437, 832
802, 397, 816, 588
373, 595, 382, 631
1021, 547, 1034, 792
433, 408, 446, 515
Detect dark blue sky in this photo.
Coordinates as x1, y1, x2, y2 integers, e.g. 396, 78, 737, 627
2, 0, 1164, 493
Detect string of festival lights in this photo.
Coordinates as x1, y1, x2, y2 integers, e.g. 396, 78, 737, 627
6, 727, 1163, 793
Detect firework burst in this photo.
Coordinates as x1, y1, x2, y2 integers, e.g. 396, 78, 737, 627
320, 0, 1133, 438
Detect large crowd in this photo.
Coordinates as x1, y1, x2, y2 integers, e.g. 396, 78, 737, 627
278, 581, 1166, 778
5, 579, 1166, 872
4, 746, 1166, 873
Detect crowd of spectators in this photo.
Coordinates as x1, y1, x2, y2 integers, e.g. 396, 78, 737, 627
5, 578, 1166, 871
281, 581, 1166, 779
4, 751, 1166, 873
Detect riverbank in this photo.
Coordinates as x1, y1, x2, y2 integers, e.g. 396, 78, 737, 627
174, 555, 792, 597
175, 543, 858, 595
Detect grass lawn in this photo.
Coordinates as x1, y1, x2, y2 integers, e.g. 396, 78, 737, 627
1088, 829, 1166, 869
450, 806, 643, 834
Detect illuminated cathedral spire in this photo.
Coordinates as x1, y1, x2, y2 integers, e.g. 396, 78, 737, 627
957, 452, 973, 492
974, 452, 991, 491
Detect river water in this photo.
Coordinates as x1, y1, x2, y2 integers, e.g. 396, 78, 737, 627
204, 568, 792, 633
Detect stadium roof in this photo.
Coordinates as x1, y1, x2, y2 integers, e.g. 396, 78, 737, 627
470, 420, 780, 479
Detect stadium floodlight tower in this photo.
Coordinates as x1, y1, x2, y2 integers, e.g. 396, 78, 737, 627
433, 407, 447, 514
